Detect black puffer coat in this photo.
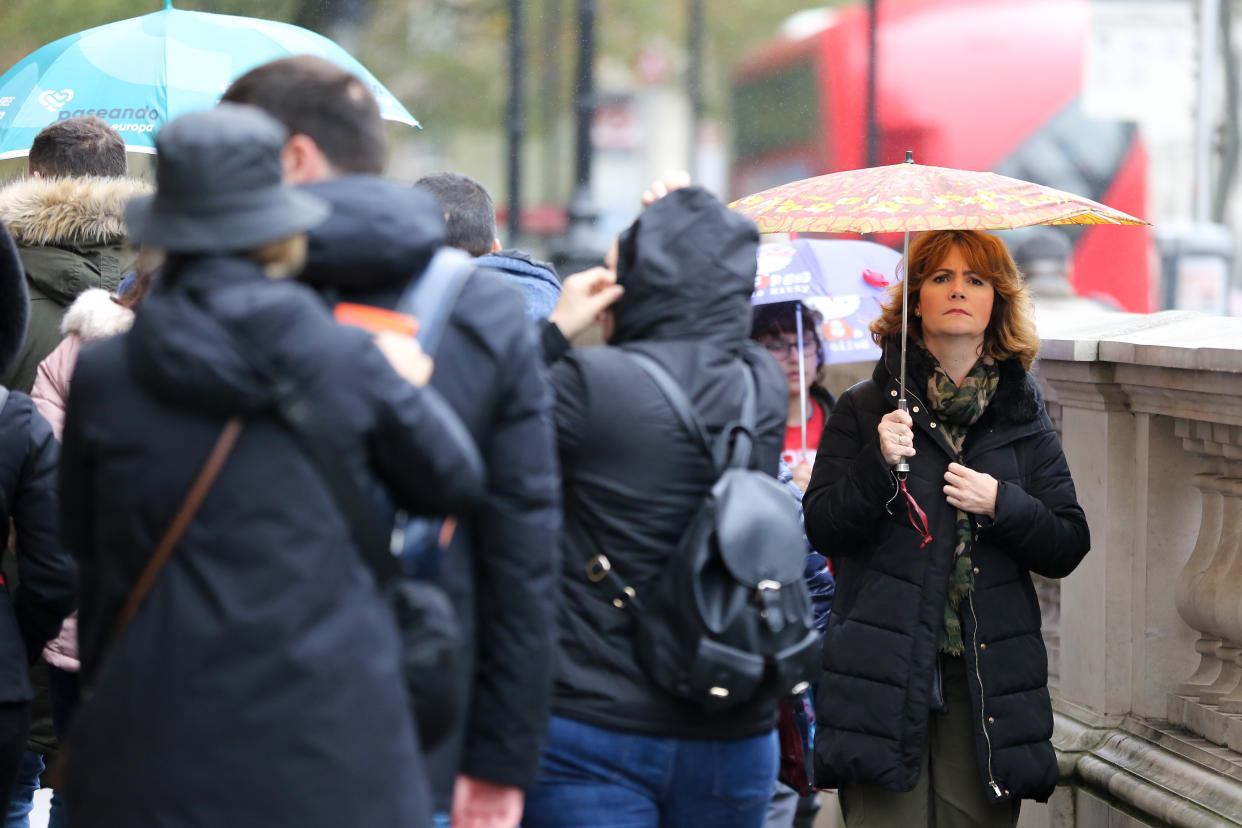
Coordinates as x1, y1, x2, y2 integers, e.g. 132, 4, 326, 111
0, 221, 74, 699
60, 255, 484, 827
803, 343, 1089, 804
299, 175, 560, 801
547, 187, 788, 739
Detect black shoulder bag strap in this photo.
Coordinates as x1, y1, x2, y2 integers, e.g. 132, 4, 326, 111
581, 351, 758, 609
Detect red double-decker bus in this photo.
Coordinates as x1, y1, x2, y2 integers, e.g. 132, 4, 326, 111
730, 0, 1153, 312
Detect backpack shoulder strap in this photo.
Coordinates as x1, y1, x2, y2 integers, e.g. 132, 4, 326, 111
396, 247, 476, 357
626, 351, 715, 462
728, 364, 757, 470
627, 350, 760, 471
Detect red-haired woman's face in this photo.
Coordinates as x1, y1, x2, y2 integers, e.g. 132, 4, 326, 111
915, 244, 994, 345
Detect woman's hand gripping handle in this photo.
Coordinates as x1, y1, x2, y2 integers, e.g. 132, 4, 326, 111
879, 407, 915, 469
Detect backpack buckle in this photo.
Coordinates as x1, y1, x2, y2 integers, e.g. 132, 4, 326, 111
586, 555, 612, 583
756, 581, 785, 631
612, 586, 636, 609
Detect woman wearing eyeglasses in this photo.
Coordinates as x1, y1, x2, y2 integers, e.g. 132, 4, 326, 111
751, 302, 835, 491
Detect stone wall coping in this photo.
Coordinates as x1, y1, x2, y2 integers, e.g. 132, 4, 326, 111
1037, 310, 1242, 372
1053, 702, 1242, 826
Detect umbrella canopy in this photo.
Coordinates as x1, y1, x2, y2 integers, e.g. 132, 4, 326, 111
0, 1, 417, 159
734, 153, 1148, 478
753, 238, 901, 366
729, 155, 1149, 235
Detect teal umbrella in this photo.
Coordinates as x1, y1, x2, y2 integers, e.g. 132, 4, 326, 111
0, 1, 418, 159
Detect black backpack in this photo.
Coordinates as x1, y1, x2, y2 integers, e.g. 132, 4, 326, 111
586, 351, 821, 710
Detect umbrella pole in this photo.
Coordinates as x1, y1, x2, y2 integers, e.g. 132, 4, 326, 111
795, 301, 809, 460
895, 229, 910, 474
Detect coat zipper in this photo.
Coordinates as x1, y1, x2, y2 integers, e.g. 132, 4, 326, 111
905, 380, 998, 798
968, 591, 1003, 799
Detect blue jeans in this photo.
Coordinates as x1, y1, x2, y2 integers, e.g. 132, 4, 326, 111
523, 716, 778, 828
4, 751, 40, 828
7, 667, 78, 828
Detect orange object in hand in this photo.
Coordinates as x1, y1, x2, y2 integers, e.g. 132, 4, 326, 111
334, 303, 419, 337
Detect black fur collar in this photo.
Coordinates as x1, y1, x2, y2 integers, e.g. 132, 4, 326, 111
872, 338, 1042, 426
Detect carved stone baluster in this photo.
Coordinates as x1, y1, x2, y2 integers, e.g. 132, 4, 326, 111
1175, 471, 1226, 694
1209, 470, 1242, 712
1196, 476, 1242, 704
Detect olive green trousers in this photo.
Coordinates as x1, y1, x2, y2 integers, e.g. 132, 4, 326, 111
838, 656, 1020, 828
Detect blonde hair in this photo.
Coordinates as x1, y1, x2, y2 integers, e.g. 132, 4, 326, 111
869, 230, 1040, 369
248, 234, 308, 280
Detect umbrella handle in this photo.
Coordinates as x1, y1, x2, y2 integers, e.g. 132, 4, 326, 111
893, 398, 910, 475
895, 228, 911, 476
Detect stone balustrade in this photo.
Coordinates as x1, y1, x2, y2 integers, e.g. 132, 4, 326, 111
1018, 308, 1242, 827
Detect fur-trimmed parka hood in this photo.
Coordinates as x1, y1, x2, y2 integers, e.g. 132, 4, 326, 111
0, 176, 147, 309
0, 176, 148, 249
59, 288, 134, 345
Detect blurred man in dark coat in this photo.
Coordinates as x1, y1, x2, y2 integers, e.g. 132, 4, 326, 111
223, 55, 560, 828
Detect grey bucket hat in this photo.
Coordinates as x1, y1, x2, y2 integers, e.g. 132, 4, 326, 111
126, 103, 329, 253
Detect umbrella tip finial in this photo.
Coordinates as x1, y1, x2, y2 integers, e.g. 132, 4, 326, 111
905, 150, 914, 164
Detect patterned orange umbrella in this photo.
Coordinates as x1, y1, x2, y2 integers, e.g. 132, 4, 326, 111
729, 153, 1148, 234
730, 153, 1147, 478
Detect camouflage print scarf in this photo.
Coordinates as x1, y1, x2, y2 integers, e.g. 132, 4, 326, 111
922, 348, 1000, 655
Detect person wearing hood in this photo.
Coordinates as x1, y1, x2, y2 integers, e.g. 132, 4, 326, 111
414, 172, 562, 322
221, 55, 560, 828
802, 230, 1089, 826
521, 180, 788, 828
0, 116, 147, 394
58, 104, 485, 827
0, 219, 75, 810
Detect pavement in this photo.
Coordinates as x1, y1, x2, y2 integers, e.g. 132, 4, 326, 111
29, 787, 49, 827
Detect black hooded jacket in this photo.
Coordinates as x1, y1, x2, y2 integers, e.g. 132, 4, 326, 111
299, 175, 560, 797
59, 254, 484, 827
0, 221, 73, 703
546, 187, 787, 739
803, 342, 1089, 804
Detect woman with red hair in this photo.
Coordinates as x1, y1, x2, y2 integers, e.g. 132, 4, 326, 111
803, 230, 1089, 826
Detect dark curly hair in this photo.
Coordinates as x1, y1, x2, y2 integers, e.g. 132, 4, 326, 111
750, 301, 825, 371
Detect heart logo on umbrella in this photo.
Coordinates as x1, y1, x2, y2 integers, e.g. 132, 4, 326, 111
38, 89, 74, 111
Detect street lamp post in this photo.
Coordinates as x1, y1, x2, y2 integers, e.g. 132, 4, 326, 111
551, 0, 602, 276
687, 0, 704, 180
865, 0, 879, 168
539, 0, 563, 206
506, 0, 524, 243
